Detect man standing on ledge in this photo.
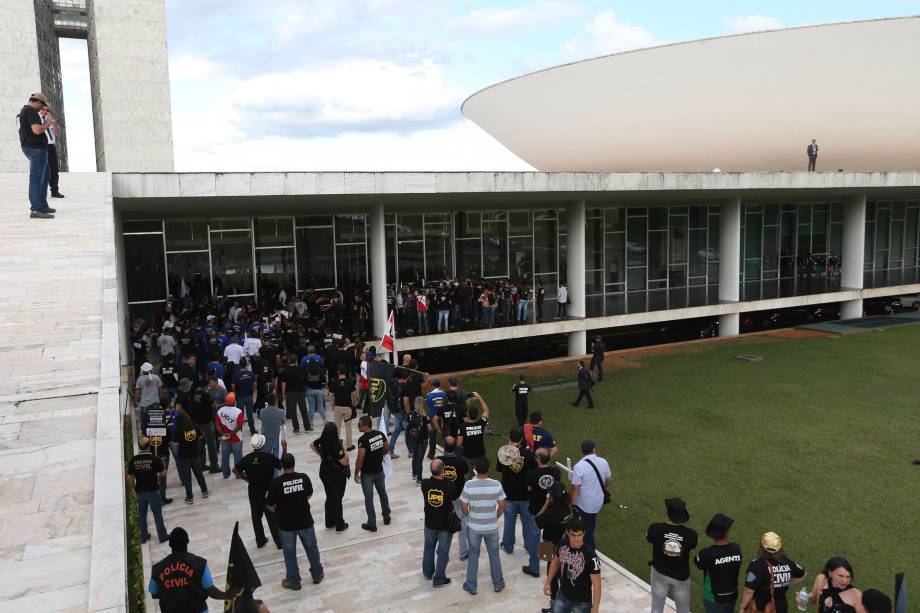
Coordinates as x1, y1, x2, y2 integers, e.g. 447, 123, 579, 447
18, 92, 57, 218
807, 138, 819, 172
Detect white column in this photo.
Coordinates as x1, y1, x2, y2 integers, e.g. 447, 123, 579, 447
719, 197, 742, 336
369, 202, 388, 339
840, 194, 867, 320
566, 200, 587, 356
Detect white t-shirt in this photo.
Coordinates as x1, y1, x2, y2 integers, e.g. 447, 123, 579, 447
572, 454, 612, 514
558, 285, 568, 304
157, 334, 176, 356
223, 343, 245, 365
243, 337, 262, 357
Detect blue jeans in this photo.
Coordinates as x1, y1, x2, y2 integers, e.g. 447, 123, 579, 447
437, 310, 450, 331
280, 527, 323, 587
423, 528, 453, 584
575, 507, 598, 551
517, 300, 529, 323
412, 434, 428, 479
221, 439, 242, 478
553, 592, 593, 613
360, 471, 391, 526
389, 411, 406, 454
703, 601, 735, 613
175, 455, 208, 500
136, 490, 168, 542
481, 306, 496, 327
464, 529, 504, 593
305, 388, 326, 426
452, 499, 469, 557
21, 147, 49, 211
502, 500, 539, 572
237, 395, 256, 433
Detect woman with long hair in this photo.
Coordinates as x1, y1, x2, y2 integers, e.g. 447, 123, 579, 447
408, 396, 431, 484
535, 481, 575, 613
802, 557, 865, 613
310, 421, 349, 533
739, 532, 807, 613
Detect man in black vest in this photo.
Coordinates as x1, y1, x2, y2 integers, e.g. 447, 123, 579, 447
149, 527, 229, 613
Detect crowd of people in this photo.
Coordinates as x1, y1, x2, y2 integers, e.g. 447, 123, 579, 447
129, 293, 896, 613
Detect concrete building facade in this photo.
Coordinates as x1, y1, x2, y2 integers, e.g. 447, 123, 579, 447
0, 0, 174, 173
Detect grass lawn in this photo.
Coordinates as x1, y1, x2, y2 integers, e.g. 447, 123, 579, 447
458, 326, 920, 609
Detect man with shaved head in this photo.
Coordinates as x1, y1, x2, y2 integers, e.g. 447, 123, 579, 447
126, 436, 169, 543
421, 458, 456, 588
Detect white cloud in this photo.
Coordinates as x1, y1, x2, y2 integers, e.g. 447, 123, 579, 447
229, 58, 464, 136
168, 54, 221, 81
724, 15, 783, 34
453, 1, 584, 34
564, 9, 664, 60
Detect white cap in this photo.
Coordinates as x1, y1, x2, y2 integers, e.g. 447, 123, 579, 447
140, 362, 154, 373
251, 434, 266, 450
206, 314, 215, 321
163, 321, 173, 329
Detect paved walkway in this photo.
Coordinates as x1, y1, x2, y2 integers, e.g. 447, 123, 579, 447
0, 173, 124, 612
143, 423, 661, 612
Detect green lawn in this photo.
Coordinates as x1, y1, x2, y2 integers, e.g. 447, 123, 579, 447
461, 326, 920, 609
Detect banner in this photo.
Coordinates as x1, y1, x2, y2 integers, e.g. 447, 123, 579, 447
224, 522, 261, 612
366, 360, 395, 417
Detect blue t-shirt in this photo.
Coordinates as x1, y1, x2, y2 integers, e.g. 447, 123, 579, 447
148, 562, 213, 613
206, 361, 224, 379
532, 426, 555, 450
425, 389, 447, 417
299, 353, 325, 368
233, 370, 256, 397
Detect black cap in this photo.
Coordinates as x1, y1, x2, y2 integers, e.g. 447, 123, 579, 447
168, 527, 189, 550
549, 481, 567, 501
665, 497, 689, 523
861, 589, 892, 613
581, 439, 597, 455
705, 513, 734, 539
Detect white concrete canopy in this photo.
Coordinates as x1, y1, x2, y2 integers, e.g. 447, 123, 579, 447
462, 16, 920, 173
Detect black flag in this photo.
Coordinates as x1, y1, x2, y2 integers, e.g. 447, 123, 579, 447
366, 359, 396, 417
224, 522, 261, 612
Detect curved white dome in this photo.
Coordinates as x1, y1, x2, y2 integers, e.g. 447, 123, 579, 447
462, 16, 920, 172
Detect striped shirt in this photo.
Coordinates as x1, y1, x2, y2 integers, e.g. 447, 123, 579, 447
460, 477, 506, 533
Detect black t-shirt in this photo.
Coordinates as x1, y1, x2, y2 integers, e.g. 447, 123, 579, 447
404, 374, 423, 403
437, 402, 466, 438
358, 430, 386, 474
498, 445, 535, 501
525, 465, 562, 515
19, 106, 46, 149
421, 477, 456, 531
744, 558, 805, 613
305, 361, 325, 390
126, 452, 164, 492
329, 376, 355, 406
236, 451, 281, 490
556, 536, 601, 604
267, 472, 314, 531
189, 389, 213, 425
174, 413, 201, 460
460, 417, 488, 459
437, 454, 468, 500
695, 543, 743, 603
280, 365, 306, 393
535, 505, 574, 544
314, 437, 346, 467
177, 362, 199, 387
646, 522, 699, 581
160, 365, 178, 389
512, 383, 530, 407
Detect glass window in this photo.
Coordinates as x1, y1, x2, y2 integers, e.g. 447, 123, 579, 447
295, 215, 333, 227
165, 220, 208, 251
533, 215, 557, 275
605, 293, 625, 316
534, 273, 557, 299
605, 208, 625, 232
397, 214, 423, 241
210, 230, 254, 296
124, 234, 166, 302
669, 265, 687, 288
890, 220, 904, 263
649, 207, 667, 231
296, 227, 335, 289
689, 229, 707, 277
509, 211, 532, 235
482, 220, 507, 277
456, 239, 480, 279
764, 204, 779, 226
254, 217, 294, 247
876, 207, 890, 252
780, 211, 796, 256
708, 212, 720, 261
745, 213, 762, 260
167, 252, 210, 300
336, 243, 367, 294
425, 223, 453, 280
424, 213, 450, 223
648, 231, 668, 280
455, 212, 480, 239
509, 236, 533, 282
627, 217, 647, 267
397, 241, 424, 285
605, 232, 625, 284
627, 267, 646, 291
210, 218, 250, 231
690, 206, 708, 229
256, 248, 295, 301
627, 291, 646, 314
586, 269, 603, 295
482, 211, 507, 222
763, 226, 779, 272
812, 205, 828, 254
123, 219, 162, 233
335, 215, 366, 244
669, 215, 688, 265
385, 223, 396, 284
585, 221, 603, 270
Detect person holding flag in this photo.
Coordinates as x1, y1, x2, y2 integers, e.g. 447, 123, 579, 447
415, 290, 429, 334
223, 522, 269, 612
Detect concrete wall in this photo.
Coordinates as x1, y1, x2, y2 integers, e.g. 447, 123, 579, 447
33, 0, 68, 170
87, 0, 174, 172
0, 0, 42, 172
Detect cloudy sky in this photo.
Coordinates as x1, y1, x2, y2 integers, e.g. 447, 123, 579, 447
60, 0, 915, 172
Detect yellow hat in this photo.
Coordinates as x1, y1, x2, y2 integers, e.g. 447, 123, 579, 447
761, 531, 782, 553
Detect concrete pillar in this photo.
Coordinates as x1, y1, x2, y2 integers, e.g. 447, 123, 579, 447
718, 197, 742, 336
840, 193, 867, 320
369, 202, 388, 339
566, 200, 587, 356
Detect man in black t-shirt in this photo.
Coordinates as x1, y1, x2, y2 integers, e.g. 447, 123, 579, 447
280, 356, 308, 433
458, 392, 490, 476
437, 437, 469, 558
646, 497, 698, 613
355, 416, 391, 531
739, 532, 806, 613
694, 513, 742, 613
435, 390, 466, 439
421, 459, 456, 588
511, 375, 530, 426
497, 428, 539, 576
266, 453, 324, 590
525, 448, 562, 516
126, 436, 168, 543
191, 380, 219, 473
19, 92, 56, 218
544, 519, 602, 612
234, 434, 282, 549
328, 364, 356, 450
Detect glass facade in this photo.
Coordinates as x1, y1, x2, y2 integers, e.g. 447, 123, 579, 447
864, 200, 920, 287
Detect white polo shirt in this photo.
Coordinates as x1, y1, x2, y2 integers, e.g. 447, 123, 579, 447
223, 343, 245, 365
571, 453, 612, 514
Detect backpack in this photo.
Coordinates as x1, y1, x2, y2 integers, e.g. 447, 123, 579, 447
407, 412, 424, 440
